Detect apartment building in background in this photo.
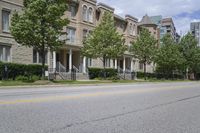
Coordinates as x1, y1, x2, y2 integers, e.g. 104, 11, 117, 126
150, 15, 179, 43
190, 22, 200, 46
0, 0, 160, 80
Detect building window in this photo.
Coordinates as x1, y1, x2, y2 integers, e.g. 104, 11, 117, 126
88, 7, 93, 23
139, 62, 143, 70
67, 28, 76, 43
0, 45, 11, 62
70, 5, 76, 18
2, 10, 10, 32
129, 23, 133, 35
33, 49, 47, 64
83, 29, 88, 40
128, 43, 132, 51
105, 58, 110, 67
132, 25, 136, 35
82, 5, 87, 21
83, 29, 91, 40
86, 58, 92, 67
33, 49, 37, 63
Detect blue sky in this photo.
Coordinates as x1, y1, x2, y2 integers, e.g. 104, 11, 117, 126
98, 0, 200, 35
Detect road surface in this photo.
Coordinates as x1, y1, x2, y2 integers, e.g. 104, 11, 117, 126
0, 82, 200, 133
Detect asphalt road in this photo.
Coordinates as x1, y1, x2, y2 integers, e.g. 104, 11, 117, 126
0, 82, 200, 133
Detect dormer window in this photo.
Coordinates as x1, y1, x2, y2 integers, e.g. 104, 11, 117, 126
82, 5, 93, 23
129, 23, 133, 35
83, 5, 87, 21
88, 7, 93, 23
132, 24, 136, 35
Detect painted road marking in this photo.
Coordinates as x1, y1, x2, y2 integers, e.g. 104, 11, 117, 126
0, 84, 199, 105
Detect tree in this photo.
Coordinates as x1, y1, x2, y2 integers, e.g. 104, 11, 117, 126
154, 34, 185, 79
131, 28, 157, 80
10, 0, 69, 79
179, 33, 199, 79
81, 11, 126, 76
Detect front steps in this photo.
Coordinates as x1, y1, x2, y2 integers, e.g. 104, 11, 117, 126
118, 73, 136, 80
56, 72, 89, 80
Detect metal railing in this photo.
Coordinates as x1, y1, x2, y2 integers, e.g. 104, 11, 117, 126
57, 62, 66, 73
73, 65, 80, 73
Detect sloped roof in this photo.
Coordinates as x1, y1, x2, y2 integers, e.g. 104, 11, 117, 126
139, 14, 157, 26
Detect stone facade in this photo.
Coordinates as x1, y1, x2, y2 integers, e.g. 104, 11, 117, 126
0, 0, 160, 78
0, 0, 33, 64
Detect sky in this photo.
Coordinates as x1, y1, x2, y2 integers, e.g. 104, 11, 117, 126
98, 0, 200, 35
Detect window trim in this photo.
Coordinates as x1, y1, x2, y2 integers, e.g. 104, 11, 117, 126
88, 7, 93, 23
82, 5, 88, 22
67, 27, 76, 43
2, 9, 11, 33
0, 44, 11, 62
69, 4, 76, 18
33, 49, 48, 64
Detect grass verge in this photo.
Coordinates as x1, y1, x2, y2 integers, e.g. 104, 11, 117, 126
0, 79, 193, 87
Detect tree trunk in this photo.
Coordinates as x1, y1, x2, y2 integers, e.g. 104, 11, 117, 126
144, 62, 147, 80
103, 57, 106, 79
186, 68, 189, 80
41, 44, 46, 80
41, 18, 46, 80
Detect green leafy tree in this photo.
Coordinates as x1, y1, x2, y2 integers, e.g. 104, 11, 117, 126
131, 28, 157, 80
81, 11, 126, 74
10, 0, 69, 79
179, 33, 199, 79
155, 34, 185, 79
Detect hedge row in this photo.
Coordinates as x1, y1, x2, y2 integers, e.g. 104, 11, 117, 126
88, 68, 185, 80
136, 72, 185, 79
88, 67, 118, 79
0, 62, 47, 80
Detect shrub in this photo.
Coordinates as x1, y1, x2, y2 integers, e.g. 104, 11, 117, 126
136, 71, 184, 80
31, 75, 40, 81
16, 75, 29, 81
88, 67, 118, 80
0, 62, 47, 80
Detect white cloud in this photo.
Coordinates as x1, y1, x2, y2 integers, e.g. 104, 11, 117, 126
98, 0, 200, 33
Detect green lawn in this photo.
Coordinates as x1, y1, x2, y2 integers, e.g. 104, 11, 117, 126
0, 79, 192, 87
0, 80, 52, 87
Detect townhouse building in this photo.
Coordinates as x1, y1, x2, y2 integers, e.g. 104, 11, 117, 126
0, 0, 34, 64
0, 0, 159, 80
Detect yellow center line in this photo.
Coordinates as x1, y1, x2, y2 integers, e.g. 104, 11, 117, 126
0, 84, 199, 105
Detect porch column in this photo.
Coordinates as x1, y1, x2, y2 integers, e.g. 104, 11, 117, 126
131, 58, 134, 72
69, 49, 72, 72
111, 59, 114, 68
53, 51, 56, 72
83, 56, 86, 73
115, 59, 117, 69
63, 49, 67, 67
47, 51, 50, 66
36, 52, 39, 64
123, 56, 126, 72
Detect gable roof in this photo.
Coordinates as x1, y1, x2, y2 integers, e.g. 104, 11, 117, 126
139, 14, 157, 26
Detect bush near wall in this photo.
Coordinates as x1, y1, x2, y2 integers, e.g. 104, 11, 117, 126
136, 71, 184, 80
88, 67, 118, 80
0, 62, 47, 80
